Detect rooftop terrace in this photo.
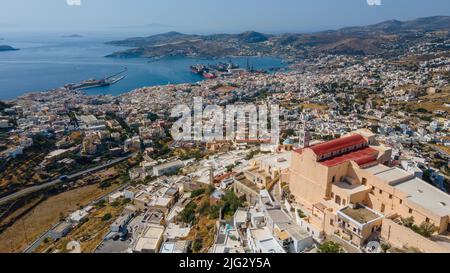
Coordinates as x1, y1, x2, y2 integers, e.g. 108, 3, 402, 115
338, 204, 384, 225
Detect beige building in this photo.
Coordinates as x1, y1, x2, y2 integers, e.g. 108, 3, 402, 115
133, 224, 165, 253
289, 130, 450, 250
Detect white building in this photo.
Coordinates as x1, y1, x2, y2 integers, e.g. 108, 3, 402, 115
246, 226, 285, 253
133, 224, 165, 253
153, 160, 184, 177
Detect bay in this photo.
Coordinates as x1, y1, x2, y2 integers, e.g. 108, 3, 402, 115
0, 34, 285, 100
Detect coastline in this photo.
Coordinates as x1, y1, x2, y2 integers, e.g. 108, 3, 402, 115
0, 39, 286, 101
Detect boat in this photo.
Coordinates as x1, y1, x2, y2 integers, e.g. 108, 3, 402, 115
202, 72, 217, 79
190, 64, 206, 75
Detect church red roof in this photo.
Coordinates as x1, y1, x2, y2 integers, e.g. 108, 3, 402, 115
310, 134, 367, 157
320, 147, 379, 167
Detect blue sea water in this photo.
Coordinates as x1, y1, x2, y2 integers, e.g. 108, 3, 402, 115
0, 34, 285, 100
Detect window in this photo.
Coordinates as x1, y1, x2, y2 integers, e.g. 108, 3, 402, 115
332, 176, 336, 183
399, 199, 403, 205
409, 208, 413, 214
426, 218, 430, 223
389, 194, 393, 199
330, 219, 334, 226
379, 189, 383, 195
362, 178, 367, 185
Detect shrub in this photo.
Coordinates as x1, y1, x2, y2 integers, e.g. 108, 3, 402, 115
99, 181, 111, 189
209, 205, 221, 219
381, 243, 391, 253
297, 210, 307, 219
318, 241, 344, 253
192, 237, 203, 253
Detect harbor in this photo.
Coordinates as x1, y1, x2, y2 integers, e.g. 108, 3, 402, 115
189, 59, 270, 79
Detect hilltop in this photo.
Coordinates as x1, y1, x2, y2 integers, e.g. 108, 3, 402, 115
0, 45, 18, 52
62, 34, 83, 38
106, 16, 450, 60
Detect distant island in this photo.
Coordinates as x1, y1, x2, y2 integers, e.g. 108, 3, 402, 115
105, 16, 450, 61
0, 45, 19, 52
62, 34, 83, 38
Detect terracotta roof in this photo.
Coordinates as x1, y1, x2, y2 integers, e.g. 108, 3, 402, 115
214, 172, 235, 183
320, 147, 379, 167
310, 135, 367, 157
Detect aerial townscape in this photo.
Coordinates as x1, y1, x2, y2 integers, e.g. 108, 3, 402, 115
0, 4, 449, 257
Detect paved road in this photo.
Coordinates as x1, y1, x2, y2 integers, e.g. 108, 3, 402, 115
0, 153, 135, 206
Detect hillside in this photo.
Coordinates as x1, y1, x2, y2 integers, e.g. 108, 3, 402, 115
0, 45, 18, 52
106, 16, 450, 60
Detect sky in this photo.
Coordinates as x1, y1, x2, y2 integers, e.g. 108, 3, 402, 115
1, 0, 450, 35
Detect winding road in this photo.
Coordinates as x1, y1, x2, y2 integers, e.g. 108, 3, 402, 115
0, 153, 135, 206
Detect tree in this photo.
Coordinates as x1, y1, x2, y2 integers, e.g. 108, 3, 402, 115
190, 189, 206, 198
225, 164, 235, 173
416, 222, 437, 238
318, 241, 344, 253
147, 112, 159, 122
222, 190, 243, 217
102, 213, 112, 222
179, 202, 197, 224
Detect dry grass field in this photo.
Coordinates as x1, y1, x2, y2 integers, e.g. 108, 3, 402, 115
0, 184, 118, 253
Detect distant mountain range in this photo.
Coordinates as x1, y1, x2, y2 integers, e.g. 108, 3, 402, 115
0, 45, 18, 52
62, 34, 83, 38
106, 16, 450, 60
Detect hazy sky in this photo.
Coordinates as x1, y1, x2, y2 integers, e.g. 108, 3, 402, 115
1, 0, 450, 34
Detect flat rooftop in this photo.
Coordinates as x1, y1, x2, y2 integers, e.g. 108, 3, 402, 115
234, 174, 260, 192
393, 178, 450, 217
249, 227, 285, 253
277, 222, 311, 241
266, 209, 291, 225
339, 204, 383, 225
259, 152, 292, 170
366, 165, 414, 185
333, 181, 369, 195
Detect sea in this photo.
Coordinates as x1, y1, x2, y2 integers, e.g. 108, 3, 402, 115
0, 33, 286, 100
